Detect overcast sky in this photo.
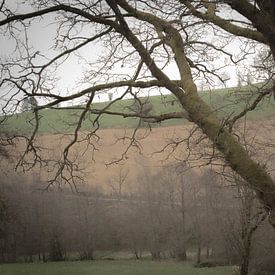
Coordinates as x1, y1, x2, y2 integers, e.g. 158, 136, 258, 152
0, 1, 253, 112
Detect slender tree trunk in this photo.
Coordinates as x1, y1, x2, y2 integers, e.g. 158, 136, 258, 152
42, 252, 46, 263
239, 214, 253, 275
206, 243, 210, 259
240, 252, 250, 275
179, 177, 187, 261
240, 237, 252, 275
196, 240, 201, 264
133, 249, 142, 260
134, 251, 139, 260
11, 236, 17, 263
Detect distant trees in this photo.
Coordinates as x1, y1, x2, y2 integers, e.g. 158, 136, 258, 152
1, 164, 275, 274
0, 195, 14, 262
1, 0, 275, 230
156, 163, 190, 261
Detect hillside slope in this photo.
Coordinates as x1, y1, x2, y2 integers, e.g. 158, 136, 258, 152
2, 85, 275, 135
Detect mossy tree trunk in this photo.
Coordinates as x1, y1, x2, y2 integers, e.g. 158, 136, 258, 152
180, 93, 275, 227
109, 0, 275, 228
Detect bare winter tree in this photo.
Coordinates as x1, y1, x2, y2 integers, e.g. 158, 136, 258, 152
0, 1, 275, 227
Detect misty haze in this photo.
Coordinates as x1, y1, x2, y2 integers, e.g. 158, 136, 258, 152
1, 1, 275, 275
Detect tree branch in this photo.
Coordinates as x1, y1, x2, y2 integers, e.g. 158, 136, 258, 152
179, 0, 266, 44
228, 84, 275, 131
35, 79, 183, 110
54, 107, 189, 123
0, 4, 117, 28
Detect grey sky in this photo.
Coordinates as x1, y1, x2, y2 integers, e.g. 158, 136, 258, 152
0, 1, 259, 112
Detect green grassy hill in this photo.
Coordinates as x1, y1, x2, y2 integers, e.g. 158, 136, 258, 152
2, 85, 275, 135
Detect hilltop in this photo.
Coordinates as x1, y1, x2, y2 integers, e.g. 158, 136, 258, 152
1, 84, 275, 135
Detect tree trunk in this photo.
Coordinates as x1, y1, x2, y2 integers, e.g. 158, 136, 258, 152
133, 249, 142, 260
114, 0, 275, 226
134, 250, 139, 260
240, 253, 250, 275
196, 241, 201, 264
42, 252, 46, 263
179, 179, 187, 261
206, 243, 210, 259
240, 238, 252, 275
178, 93, 275, 227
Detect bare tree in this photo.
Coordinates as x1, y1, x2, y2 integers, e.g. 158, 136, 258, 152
107, 167, 129, 200
0, 1, 275, 227
236, 179, 266, 275
158, 163, 191, 261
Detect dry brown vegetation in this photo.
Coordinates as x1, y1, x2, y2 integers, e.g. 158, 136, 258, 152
4, 117, 275, 194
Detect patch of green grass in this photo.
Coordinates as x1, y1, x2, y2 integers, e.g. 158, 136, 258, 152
0, 260, 236, 275
2, 84, 275, 135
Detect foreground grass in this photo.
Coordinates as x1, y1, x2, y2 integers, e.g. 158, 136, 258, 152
0, 260, 236, 275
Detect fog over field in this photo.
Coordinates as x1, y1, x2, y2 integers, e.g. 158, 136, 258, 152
1, 1, 275, 275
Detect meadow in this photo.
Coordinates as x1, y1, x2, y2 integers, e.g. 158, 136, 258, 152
2, 84, 275, 135
0, 260, 236, 275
